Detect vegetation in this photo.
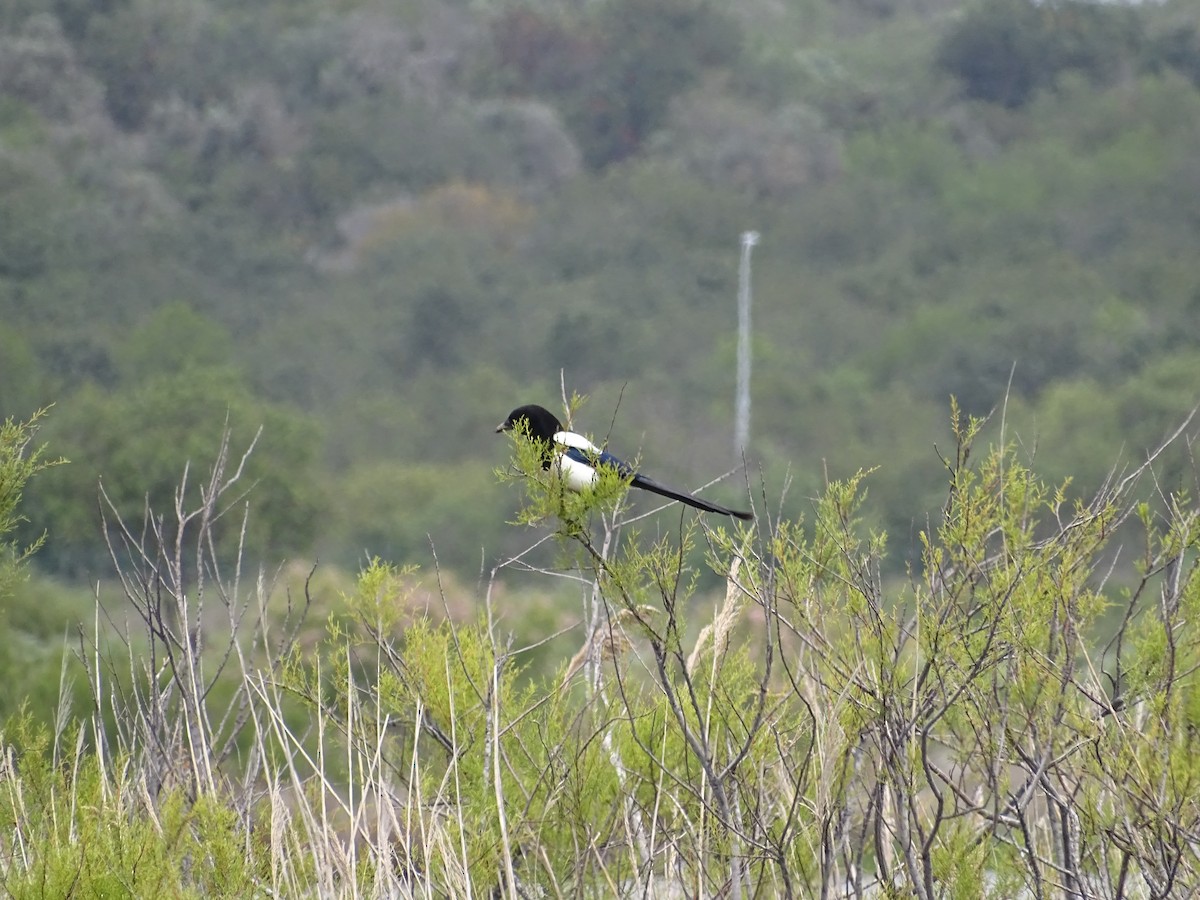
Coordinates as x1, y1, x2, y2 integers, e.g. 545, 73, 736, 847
3, 406, 1200, 895
2, 0, 1200, 891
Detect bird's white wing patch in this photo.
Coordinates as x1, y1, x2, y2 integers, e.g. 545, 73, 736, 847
553, 430, 601, 453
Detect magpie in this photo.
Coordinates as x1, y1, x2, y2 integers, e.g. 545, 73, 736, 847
497, 404, 753, 520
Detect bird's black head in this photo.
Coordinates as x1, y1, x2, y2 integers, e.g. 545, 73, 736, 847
496, 404, 563, 443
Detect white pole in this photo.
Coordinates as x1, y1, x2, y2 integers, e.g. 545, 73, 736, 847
735, 230, 759, 464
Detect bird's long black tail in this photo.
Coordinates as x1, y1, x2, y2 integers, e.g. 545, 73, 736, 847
631, 474, 753, 520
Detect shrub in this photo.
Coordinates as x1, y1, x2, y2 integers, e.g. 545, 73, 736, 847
3, 405, 1199, 895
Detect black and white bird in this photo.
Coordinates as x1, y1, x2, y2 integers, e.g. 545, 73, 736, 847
497, 404, 753, 521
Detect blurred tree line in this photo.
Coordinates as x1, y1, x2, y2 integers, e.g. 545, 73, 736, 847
1, 0, 1198, 581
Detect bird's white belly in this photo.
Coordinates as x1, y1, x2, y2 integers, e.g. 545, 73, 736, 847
556, 453, 598, 492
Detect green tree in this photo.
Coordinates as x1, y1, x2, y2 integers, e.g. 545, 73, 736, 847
486, 0, 741, 167
0, 154, 61, 281
937, 0, 1145, 107
0, 326, 43, 421
114, 300, 234, 383
0, 412, 56, 604
333, 461, 509, 570
582, 0, 742, 165
27, 368, 325, 575
1148, 21, 1200, 88
81, 0, 236, 130
0, 411, 68, 725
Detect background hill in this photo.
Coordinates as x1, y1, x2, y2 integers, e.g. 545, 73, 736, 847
2, 0, 1199, 583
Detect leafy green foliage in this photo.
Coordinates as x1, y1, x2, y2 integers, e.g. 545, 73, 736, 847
0, 412, 81, 726
0, 719, 254, 897
0, 160, 60, 281
3, 398, 1200, 894
0, 327, 42, 422
0, 412, 57, 596
25, 368, 324, 574
115, 300, 236, 382
333, 460, 508, 568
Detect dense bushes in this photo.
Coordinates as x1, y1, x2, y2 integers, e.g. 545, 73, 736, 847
4, 406, 1200, 895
